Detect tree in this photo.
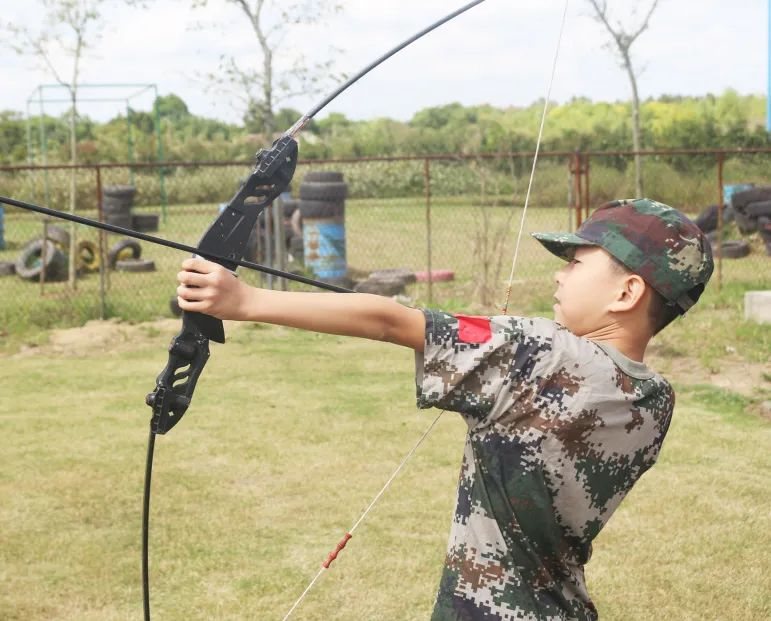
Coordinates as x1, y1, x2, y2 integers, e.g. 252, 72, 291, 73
587, 0, 661, 197
2, 0, 106, 287
192, 0, 342, 136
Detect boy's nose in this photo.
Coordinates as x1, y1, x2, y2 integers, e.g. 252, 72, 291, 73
554, 266, 565, 284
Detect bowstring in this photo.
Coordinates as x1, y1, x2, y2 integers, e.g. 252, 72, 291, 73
502, 0, 570, 315
281, 1, 570, 617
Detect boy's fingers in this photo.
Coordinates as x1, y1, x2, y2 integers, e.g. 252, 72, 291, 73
177, 269, 209, 288
177, 296, 208, 312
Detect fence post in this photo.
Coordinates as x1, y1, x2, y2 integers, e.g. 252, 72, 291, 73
716, 153, 724, 293
423, 158, 433, 305
96, 165, 107, 319
582, 153, 591, 218
573, 151, 583, 228
273, 198, 287, 291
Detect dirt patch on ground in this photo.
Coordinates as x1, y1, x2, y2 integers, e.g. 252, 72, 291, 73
646, 345, 770, 398
9, 318, 256, 358
11, 318, 182, 358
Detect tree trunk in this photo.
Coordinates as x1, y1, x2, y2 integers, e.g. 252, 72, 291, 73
621, 48, 644, 197
262, 46, 274, 135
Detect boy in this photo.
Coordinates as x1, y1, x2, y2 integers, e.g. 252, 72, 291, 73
176, 198, 713, 620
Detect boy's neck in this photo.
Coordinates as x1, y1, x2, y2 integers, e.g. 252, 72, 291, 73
582, 324, 650, 363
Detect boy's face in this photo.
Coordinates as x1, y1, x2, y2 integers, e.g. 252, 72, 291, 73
552, 246, 630, 336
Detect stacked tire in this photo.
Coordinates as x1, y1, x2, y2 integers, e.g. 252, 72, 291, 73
730, 186, 771, 235
15, 228, 69, 282
299, 172, 348, 281
102, 185, 136, 229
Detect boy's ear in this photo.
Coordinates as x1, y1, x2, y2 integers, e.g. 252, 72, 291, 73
608, 273, 648, 314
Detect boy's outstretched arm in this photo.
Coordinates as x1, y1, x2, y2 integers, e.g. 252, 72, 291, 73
176, 257, 426, 352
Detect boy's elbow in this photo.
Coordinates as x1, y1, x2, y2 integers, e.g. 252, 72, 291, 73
381, 303, 425, 352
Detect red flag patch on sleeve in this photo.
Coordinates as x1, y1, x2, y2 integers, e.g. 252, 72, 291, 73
455, 314, 492, 344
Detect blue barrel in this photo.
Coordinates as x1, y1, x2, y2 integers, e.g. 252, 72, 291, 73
303, 217, 346, 279
0, 206, 4, 250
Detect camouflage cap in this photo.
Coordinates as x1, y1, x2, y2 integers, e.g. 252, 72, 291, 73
531, 198, 714, 312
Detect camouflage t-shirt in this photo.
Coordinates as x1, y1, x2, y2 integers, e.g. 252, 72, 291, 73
415, 311, 675, 621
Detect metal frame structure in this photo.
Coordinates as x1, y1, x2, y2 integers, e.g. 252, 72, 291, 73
25, 83, 168, 217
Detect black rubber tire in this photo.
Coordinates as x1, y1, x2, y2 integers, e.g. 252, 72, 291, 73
744, 200, 771, 219
299, 199, 344, 219
0, 261, 15, 276
76, 240, 100, 272
694, 205, 718, 233
15, 239, 67, 281
108, 238, 142, 268
299, 181, 347, 202
116, 258, 156, 272
282, 198, 300, 218
105, 213, 133, 229
169, 295, 183, 317
102, 198, 133, 213
733, 211, 757, 234
303, 171, 344, 183
369, 268, 417, 284
103, 185, 136, 199
131, 213, 159, 232
720, 240, 750, 259
45, 225, 71, 248
731, 186, 771, 210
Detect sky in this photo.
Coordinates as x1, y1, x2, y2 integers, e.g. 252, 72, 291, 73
0, 0, 767, 125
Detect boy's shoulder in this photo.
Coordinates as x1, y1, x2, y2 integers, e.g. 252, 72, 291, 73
423, 309, 672, 400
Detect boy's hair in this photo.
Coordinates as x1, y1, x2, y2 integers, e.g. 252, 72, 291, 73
608, 256, 701, 335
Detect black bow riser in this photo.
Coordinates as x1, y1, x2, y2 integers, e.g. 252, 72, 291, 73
145, 136, 299, 435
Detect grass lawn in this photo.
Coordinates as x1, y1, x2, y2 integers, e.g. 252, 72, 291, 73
1, 311, 769, 620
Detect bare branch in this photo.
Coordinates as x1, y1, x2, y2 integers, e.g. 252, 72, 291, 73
628, 0, 660, 44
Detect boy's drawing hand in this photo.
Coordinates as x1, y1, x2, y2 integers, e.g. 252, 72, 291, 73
177, 257, 254, 321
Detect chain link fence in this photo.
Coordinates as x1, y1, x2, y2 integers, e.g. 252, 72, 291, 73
1, 148, 769, 333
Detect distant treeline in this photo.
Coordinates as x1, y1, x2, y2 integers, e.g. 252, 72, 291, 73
0, 90, 768, 165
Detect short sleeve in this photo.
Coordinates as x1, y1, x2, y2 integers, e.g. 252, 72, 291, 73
415, 310, 555, 428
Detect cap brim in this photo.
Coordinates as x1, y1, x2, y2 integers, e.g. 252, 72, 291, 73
530, 232, 595, 262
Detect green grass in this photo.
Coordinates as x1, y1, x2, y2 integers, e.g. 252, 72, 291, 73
0, 319, 769, 620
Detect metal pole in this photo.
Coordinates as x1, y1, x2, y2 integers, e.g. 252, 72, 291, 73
40, 220, 48, 295
273, 198, 287, 290
152, 85, 168, 223
423, 158, 433, 305
263, 210, 274, 289
583, 154, 591, 216
126, 102, 136, 186
96, 165, 107, 318
573, 152, 582, 228
566, 156, 574, 232
25, 100, 36, 203
716, 153, 724, 292
37, 89, 51, 207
